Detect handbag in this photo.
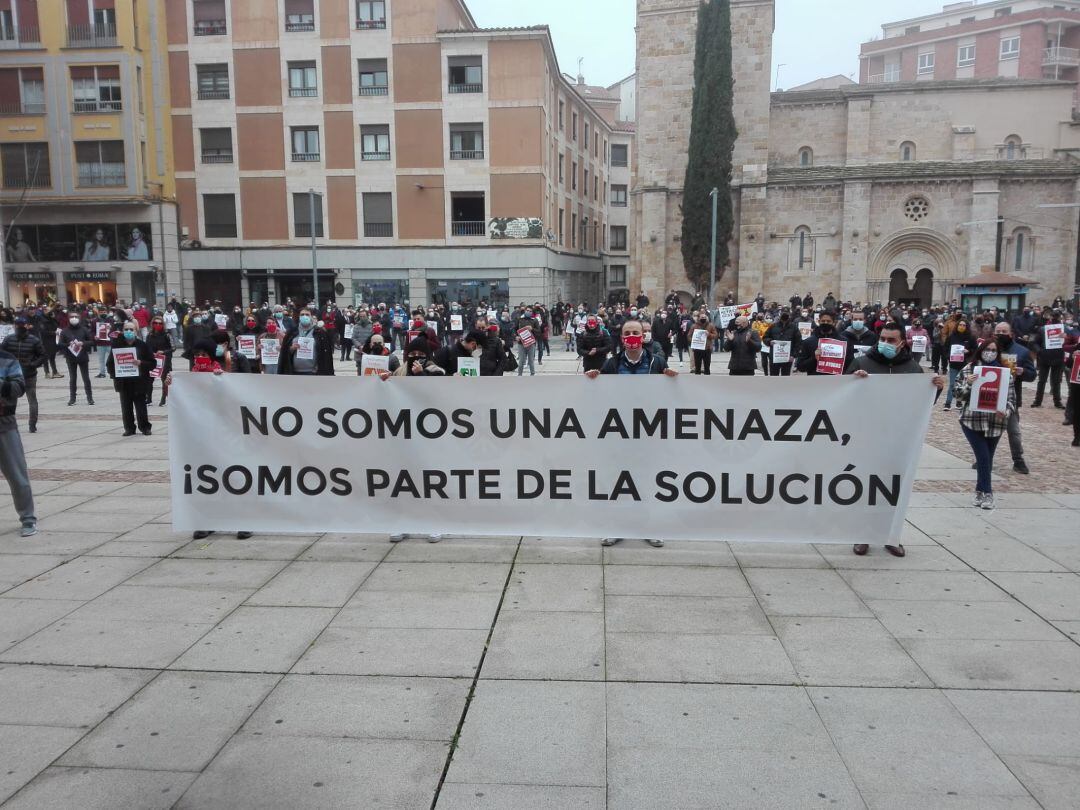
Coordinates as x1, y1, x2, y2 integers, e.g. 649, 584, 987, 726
503, 349, 518, 372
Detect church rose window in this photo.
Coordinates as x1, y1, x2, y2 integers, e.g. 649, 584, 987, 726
904, 196, 930, 222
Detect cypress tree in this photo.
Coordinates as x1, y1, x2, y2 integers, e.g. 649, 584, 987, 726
680, 0, 737, 297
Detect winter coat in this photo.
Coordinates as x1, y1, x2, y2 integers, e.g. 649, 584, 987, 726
58, 324, 94, 363
577, 327, 611, 372
0, 349, 27, 433
277, 327, 336, 375
847, 347, 924, 375
107, 337, 155, 392
599, 348, 669, 375
1, 332, 45, 379
727, 328, 761, 373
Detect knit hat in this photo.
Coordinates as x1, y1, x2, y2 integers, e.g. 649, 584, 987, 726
192, 339, 217, 356
406, 336, 431, 356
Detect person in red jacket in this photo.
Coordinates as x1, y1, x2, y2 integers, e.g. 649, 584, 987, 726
132, 304, 152, 339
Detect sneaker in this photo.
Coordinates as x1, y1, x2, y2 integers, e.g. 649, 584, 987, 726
972, 492, 985, 507
943, 404, 953, 411
20, 522, 37, 538
645, 538, 665, 548
1013, 461, 1030, 475
427, 534, 443, 543
389, 534, 407, 543
601, 537, 623, 546
980, 493, 996, 511
852, 543, 870, 556
236, 531, 253, 539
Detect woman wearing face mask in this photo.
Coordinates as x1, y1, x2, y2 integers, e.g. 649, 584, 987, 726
689, 312, 719, 375
257, 317, 284, 375
905, 318, 930, 367
58, 310, 95, 406
107, 321, 154, 436
144, 314, 174, 406
236, 315, 263, 374
350, 309, 373, 363
182, 310, 212, 370
942, 316, 977, 411
952, 338, 1016, 511
277, 308, 335, 376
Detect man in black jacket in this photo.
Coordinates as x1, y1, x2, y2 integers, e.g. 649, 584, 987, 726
577, 316, 611, 373
762, 310, 801, 377
1, 316, 45, 432
1032, 312, 1066, 408
107, 321, 155, 436
58, 310, 95, 405
725, 316, 760, 376
434, 330, 483, 375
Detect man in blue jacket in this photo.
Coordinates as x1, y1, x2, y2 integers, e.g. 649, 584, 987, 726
993, 322, 1036, 475
0, 347, 36, 536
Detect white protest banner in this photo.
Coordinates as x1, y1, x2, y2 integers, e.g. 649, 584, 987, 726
344, 324, 354, 341
457, 357, 480, 377
150, 352, 166, 379
260, 339, 280, 365
949, 344, 967, 363
1044, 324, 1065, 350
487, 310, 497, 322
798, 322, 813, 339
113, 347, 140, 378
772, 341, 792, 364
817, 338, 847, 375
169, 376, 934, 543
237, 335, 258, 360
690, 329, 709, 351
971, 365, 1011, 414
451, 314, 463, 332
911, 335, 928, 354
427, 320, 440, 334
295, 336, 315, 360
360, 354, 390, 377
717, 306, 738, 326
215, 314, 228, 329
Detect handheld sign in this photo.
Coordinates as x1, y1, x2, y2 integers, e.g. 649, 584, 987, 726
237, 335, 258, 360
450, 314, 463, 332
360, 354, 390, 377
260, 339, 280, 365
949, 343, 967, 363
1071, 352, 1080, 385
0, 324, 12, 343
1044, 324, 1065, 350
854, 345, 872, 356
457, 357, 480, 377
971, 365, 1011, 414
772, 340, 791, 364
517, 327, 536, 348
798, 322, 813, 339
96, 322, 109, 341
487, 309, 497, 322
69, 340, 83, 359
113, 347, 140, 378
150, 352, 166, 379
817, 338, 847, 375
215, 314, 228, 329
690, 329, 709, 351
343, 324, 354, 341
426, 320, 440, 334
911, 335, 928, 354
296, 336, 315, 361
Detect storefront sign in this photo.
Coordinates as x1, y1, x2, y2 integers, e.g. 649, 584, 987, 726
66, 271, 114, 282
9, 272, 55, 283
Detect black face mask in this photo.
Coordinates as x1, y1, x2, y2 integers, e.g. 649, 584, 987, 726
997, 336, 1013, 349
818, 323, 834, 334
780, 313, 789, 322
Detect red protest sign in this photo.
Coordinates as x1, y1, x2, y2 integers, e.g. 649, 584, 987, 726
518, 327, 536, 348
1071, 352, 1080, 385
816, 338, 847, 375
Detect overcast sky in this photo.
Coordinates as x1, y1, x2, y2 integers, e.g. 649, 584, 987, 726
465, 0, 954, 90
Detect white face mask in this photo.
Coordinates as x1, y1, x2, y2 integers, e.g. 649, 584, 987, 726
981, 351, 998, 363
69, 317, 80, 325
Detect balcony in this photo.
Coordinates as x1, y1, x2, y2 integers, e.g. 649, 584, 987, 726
450, 149, 484, 160
2, 173, 50, 190
449, 82, 482, 94
201, 151, 233, 164
73, 100, 121, 113
66, 24, 118, 48
866, 73, 900, 84
0, 26, 42, 49
355, 18, 386, 29
197, 88, 229, 100
77, 165, 125, 187
451, 221, 485, 236
285, 18, 315, 32
359, 85, 388, 96
294, 223, 323, 237
193, 20, 227, 36
289, 87, 318, 98
291, 152, 320, 162
364, 222, 393, 237
1044, 46, 1080, 67
362, 151, 390, 161
0, 101, 46, 115
610, 200, 627, 208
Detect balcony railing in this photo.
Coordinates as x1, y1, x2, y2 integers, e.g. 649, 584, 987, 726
610, 199, 627, 208
77, 165, 126, 186
285, 18, 315, 32
0, 26, 42, 48
2, 174, 50, 190
364, 222, 393, 237
362, 151, 390, 161
355, 18, 386, 29
291, 152, 320, 162
451, 220, 485, 236
201, 151, 233, 164
294, 223, 324, 237
289, 87, 318, 97
1044, 46, 1080, 66
450, 149, 484, 160
866, 73, 900, 84
197, 88, 229, 100
193, 19, 227, 36
611, 160, 628, 168
449, 82, 482, 94
73, 100, 122, 113
359, 85, 388, 96
67, 23, 118, 47
0, 101, 46, 115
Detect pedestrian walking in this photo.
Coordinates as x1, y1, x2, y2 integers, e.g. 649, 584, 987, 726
1, 316, 44, 433
0, 347, 36, 536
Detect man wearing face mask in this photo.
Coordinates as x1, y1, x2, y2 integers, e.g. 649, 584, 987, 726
725, 315, 761, 376
278, 308, 335, 376
1032, 311, 1066, 409
990, 322, 1035, 474
434, 330, 485, 375
58, 310, 95, 406
1, 316, 45, 433
183, 310, 212, 370
690, 312, 718, 375
107, 321, 155, 436
796, 311, 850, 375
763, 310, 801, 376
841, 311, 877, 357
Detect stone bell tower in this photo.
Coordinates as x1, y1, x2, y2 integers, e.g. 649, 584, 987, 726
633, 0, 774, 301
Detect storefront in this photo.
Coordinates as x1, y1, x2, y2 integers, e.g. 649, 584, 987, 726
65, 271, 117, 306
7, 272, 59, 306
956, 273, 1034, 316
353, 279, 409, 308
427, 278, 510, 309
244, 270, 339, 308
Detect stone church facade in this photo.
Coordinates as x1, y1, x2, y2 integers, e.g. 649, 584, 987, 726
634, 0, 1080, 307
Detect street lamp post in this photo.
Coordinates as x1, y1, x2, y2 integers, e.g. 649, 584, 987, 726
309, 189, 319, 308
709, 187, 719, 305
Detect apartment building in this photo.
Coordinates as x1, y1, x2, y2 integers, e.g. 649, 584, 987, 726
0, 0, 178, 307
861, 0, 1080, 87
169, 0, 632, 309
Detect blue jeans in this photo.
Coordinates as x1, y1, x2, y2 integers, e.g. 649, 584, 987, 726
97, 345, 111, 375
944, 367, 961, 407
961, 423, 1001, 494
517, 344, 536, 376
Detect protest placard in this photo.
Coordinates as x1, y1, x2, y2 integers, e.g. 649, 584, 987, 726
458, 357, 480, 377
260, 340, 280, 365
971, 366, 1012, 414
360, 354, 390, 377
518, 328, 536, 348
451, 314, 463, 332
817, 338, 847, 375
690, 329, 709, 351
237, 335, 258, 360
150, 352, 166, 379
296, 336, 315, 361
772, 341, 791, 364
949, 344, 967, 363
1044, 324, 1065, 350
911, 335, 928, 354
113, 347, 140, 378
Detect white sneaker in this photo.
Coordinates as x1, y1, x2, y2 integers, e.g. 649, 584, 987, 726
972, 492, 985, 507
943, 404, 953, 412
427, 534, 443, 543
980, 494, 996, 511
389, 534, 407, 543
645, 538, 665, 548
601, 537, 623, 546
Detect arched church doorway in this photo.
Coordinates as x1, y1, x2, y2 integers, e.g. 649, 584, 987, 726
913, 268, 933, 309
889, 268, 934, 309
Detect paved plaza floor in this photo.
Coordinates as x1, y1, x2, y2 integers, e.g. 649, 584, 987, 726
1, 347, 1078, 809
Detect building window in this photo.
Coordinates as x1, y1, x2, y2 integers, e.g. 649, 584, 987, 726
593, 174, 598, 201
611, 184, 628, 207
884, 63, 901, 82
203, 193, 237, 237
192, 0, 227, 35
900, 141, 916, 161
609, 265, 627, 285
558, 100, 564, 129
584, 122, 589, 149
284, 0, 315, 31
790, 225, 814, 272
611, 143, 628, 167
71, 65, 121, 113
571, 212, 577, 247
957, 44, 976, 66
1002, 135, 1023, 160
558, 154, 564, 184
362, 192, 393, 237
610, 226, 627, 251
798, 147, 813, 167
450, 192, 486, 236
1014, 230, 1027, 271
293, 192, 324, 238
1000, 37, 1020, 60
361, 125, 390, 160
583, 169, 589, 198
196, 64, 229, 100
904, 195, 930, 221
358, 59, 388, 95
67, 2, 117, 46
450, 123, 484, 160
0, 142, 50, 189
571, 161, 577, 190
558, 207, 564, 244
994, 6, 1013, 17
355, 0, 386, 29
572, 111, 578, 141
200, 127, 233, 163
917, 52, 935, 74
288, 61, 318, 97
290, 127, 320, 161
448, 57, 482, 93
75, 140, 125, 186
0, 67, 45, 115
